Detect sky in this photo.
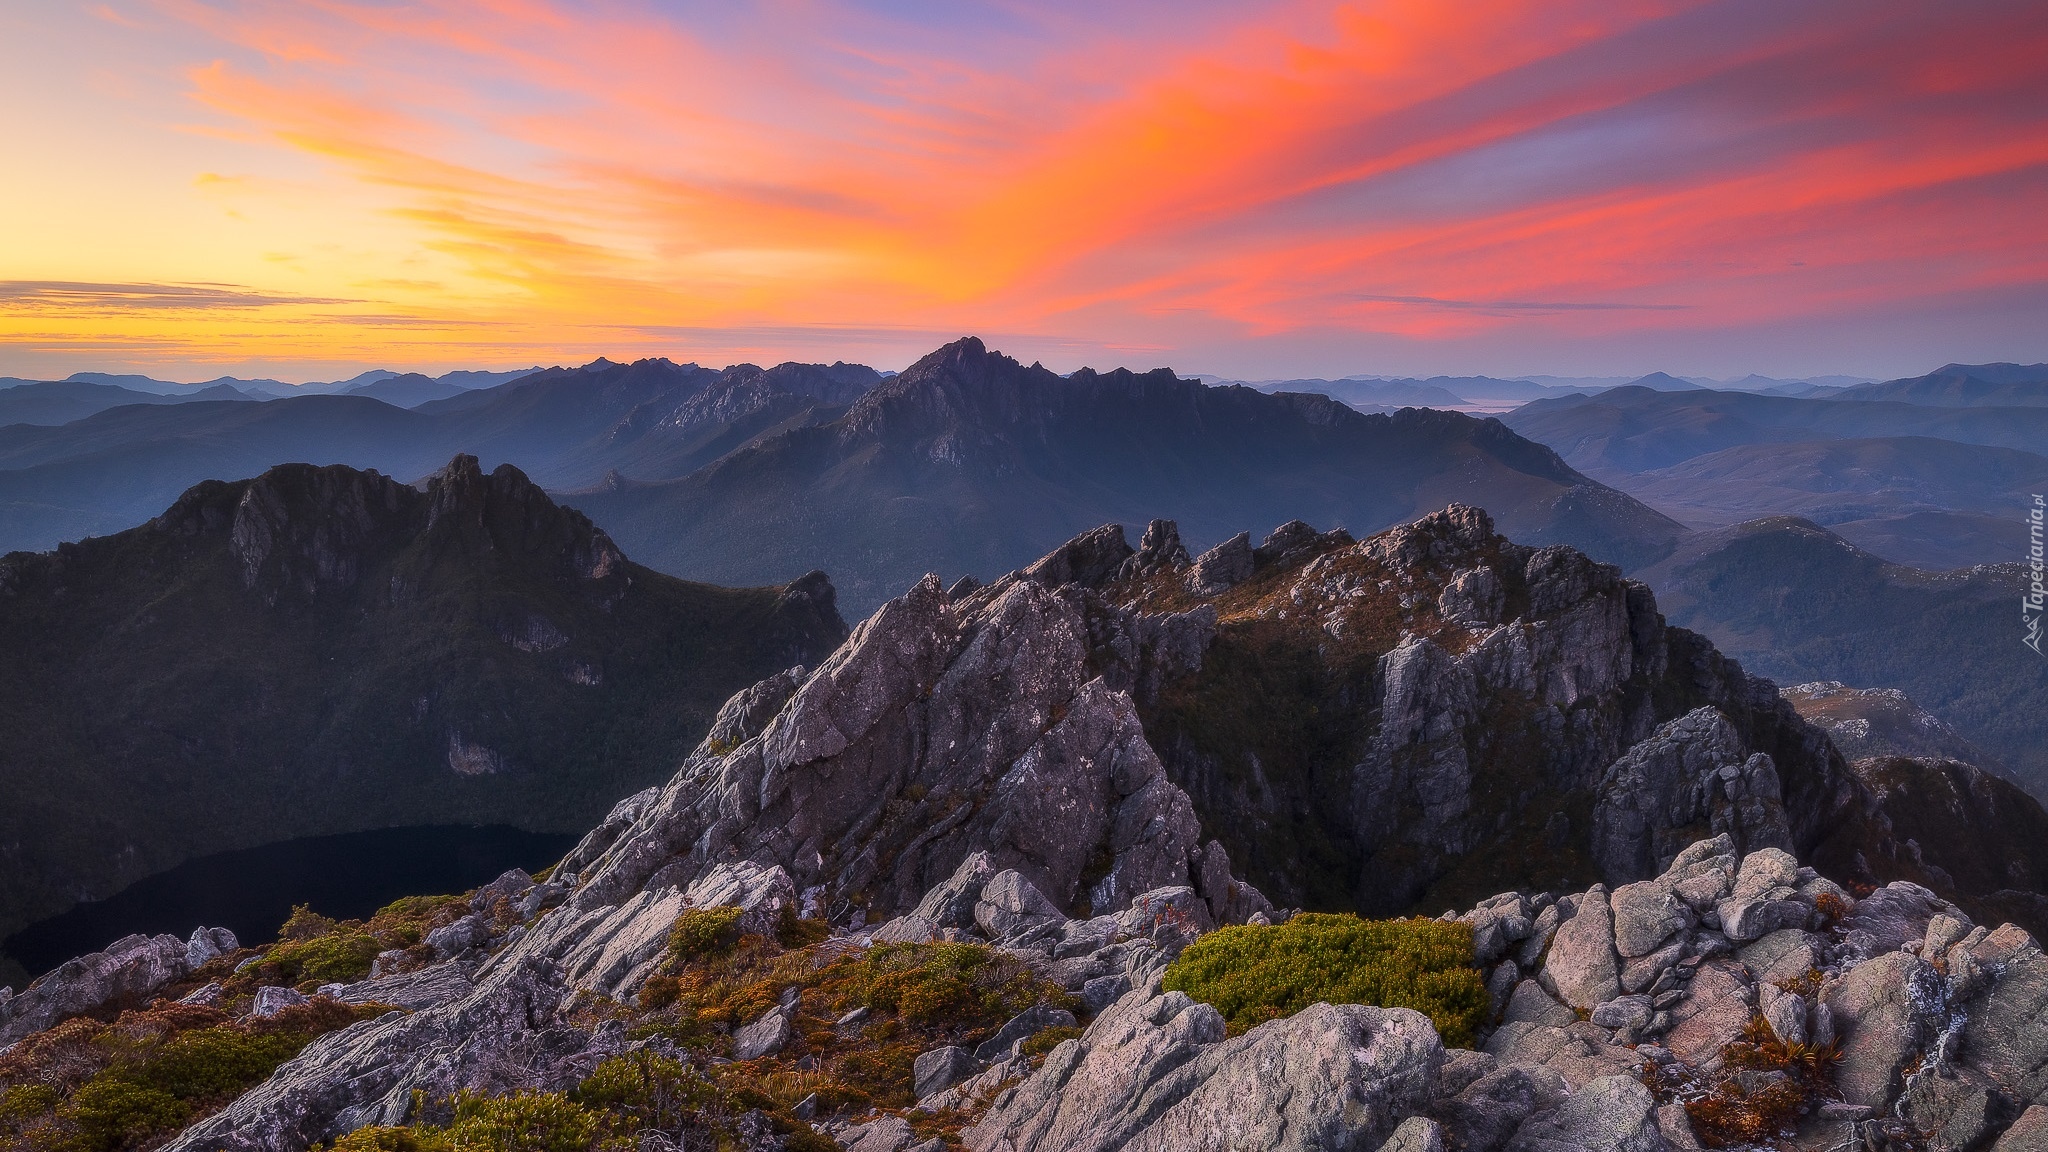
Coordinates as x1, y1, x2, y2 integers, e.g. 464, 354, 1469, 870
1, 0, 2044, 382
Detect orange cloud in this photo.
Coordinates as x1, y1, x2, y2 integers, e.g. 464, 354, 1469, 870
6, 0, 2044, 375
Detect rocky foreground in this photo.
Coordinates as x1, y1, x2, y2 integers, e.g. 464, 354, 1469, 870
3, 507, 2047, 1151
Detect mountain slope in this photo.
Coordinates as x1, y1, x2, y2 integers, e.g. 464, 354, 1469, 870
1637, 516, 2047, 797
0, 380, 238, 427
0, 456, 846, 945
1504, 385, 2048, 477
575, 338, 1688, 612
1611, 435, 2048, 567
1831, 362, 2048, 406
0, 359, 884, 553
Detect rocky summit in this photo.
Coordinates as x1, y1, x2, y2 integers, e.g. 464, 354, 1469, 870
2, 506, 2046, 1151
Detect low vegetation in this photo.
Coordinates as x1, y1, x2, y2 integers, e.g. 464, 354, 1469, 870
337, 908, 1077, 1150
0, 998, 386, 1152
1643, 1014, 1844, 1149
1160, 913, 1488, 1045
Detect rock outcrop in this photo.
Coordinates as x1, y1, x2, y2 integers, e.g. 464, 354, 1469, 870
8, 507, 2048, 1152
0, 927, 235, 1049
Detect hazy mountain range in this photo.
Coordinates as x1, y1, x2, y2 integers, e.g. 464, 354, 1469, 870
4, 343, 2043, 806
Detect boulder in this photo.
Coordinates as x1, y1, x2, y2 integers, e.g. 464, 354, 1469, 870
733, 1006, 793, 1061
1992, 1105, 2048, 1151
0, 932, 192, 1048
1185, 532, 1254, 596
975, 870, 1065, 944
337, 965, 476, 1011
963, 994, 1441, 1152
1825, 951, 1945, 1110
1610, 882, 1691, 958
1507, 1074, 1669, 1152
684, 861, 798, 939
185, 926, 239, 968
251, 986, 310, 1018
914, 1046, 981, 1101
1540, 888, 1621, 1010
1590, 710, 1793, 884
973, 1004, 1078, 1062
1957, 937, 2048, 1104
1433, 1064, 1542, 1152
426, 914, 490, 960
1661, 959, 1755, 1068
1379, 1116, 1446, 1152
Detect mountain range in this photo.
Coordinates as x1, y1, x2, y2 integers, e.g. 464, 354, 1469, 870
0, 456, 845, 962
569, 338, 1687, 610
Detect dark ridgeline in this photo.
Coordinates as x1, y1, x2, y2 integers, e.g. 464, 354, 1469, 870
572, 337, 1688, 611
0, 455, 847, 957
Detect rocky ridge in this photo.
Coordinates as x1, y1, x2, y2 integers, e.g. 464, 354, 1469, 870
3, 507, 2045, 1150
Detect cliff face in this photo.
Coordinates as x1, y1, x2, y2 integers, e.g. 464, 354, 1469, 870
0, 456, 847, 946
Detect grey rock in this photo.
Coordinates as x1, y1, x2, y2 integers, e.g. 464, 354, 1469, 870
426, 914, 490, 960
1737, 929, 1820, 987
1662, 959, 1755, 1068
976, 870, 1065, 944
1591, 994, 1654, 1032
1841, 882, 1970, 960
1434, 1065, 1539, 1152
1081, 973, 1131, 1014
1439, 566, 1505, 627
1119, 520, 1192, 580
1763, 989, 1808, 1046
1185, 532, 1254, 596
842, 1115, 914, 1152
963, 995, 1440, 1152
1379, 1115, 1446, 1152
1504, 980, 1577, 1028
186, 926, 239, 969
1957, 933, 2048, 1105
734, 1006, 793, 1061
470, 868, 536, 912
1590, 710, 1793, 885
338, 965, 476, 1011
1902, 1065, 2017, 1152
0, 932, 192, 1048
1992, 1105, 2048, 1151
1825, 951, 1945, 1110
179, 982, 225, 1007
252, 986, 310, 1018
1507, 1074, 1669, 1152
1517, 904, 1562, 970
915, 1045, 982, 1100
1610, 881, 1691, 958
1540, 888, 1621, 1011
974, 1004, 1078, 1062
1620, 939, 1687, 994
684, 860, 798, 939
1486, 1021, 1645, 1091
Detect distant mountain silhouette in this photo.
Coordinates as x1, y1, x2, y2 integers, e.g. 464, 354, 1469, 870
1504, 385, 2048, 477
1829, 362, 2048, 407
571, 337, 1688, 611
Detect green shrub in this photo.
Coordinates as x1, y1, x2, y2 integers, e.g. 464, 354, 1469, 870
126, 1026, 308, 1102
1021, 1025, 1082, 1058
571, 1051, 711, 1130
55, 1078, 190, 1152
1161, 913, 1488, 1045
667, 907, 747, 963
441, 1091, 611, 1152
266, 931, 382, 985
833, 943, 1044, 1031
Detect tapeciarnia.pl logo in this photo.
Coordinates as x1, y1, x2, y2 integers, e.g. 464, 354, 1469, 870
2028, 494, 2045, 654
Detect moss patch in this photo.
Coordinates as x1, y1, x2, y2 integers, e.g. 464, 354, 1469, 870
1162, 913, 1488, 1045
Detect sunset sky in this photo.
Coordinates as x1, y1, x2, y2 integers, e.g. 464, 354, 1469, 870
2, 0, 2044, 381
